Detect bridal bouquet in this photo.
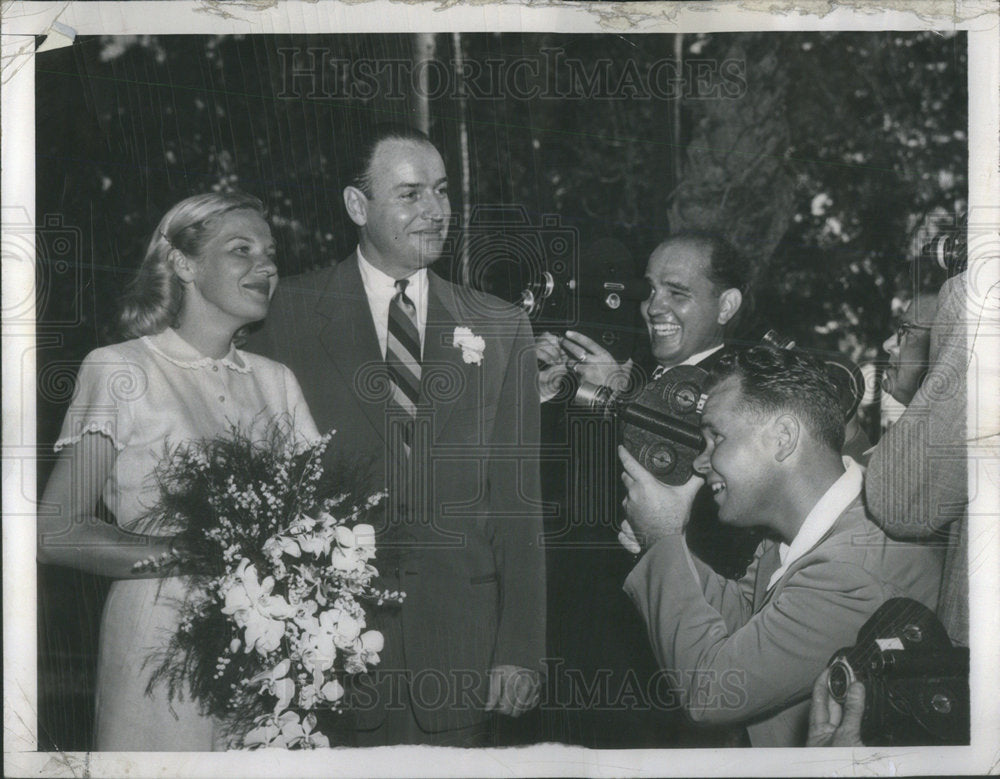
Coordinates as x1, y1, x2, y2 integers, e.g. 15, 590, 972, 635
143, 424, 403, 749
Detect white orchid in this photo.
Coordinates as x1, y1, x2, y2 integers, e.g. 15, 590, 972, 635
298, 669, 345, 709
297, 530, 332, 557
221, 559, 296, 655
248, 658, 295, 714
263, 534, 301, 561
345, 629, 384, 674
285, 513, 334, 557
243, 711, 330, 750
297, 621, 337, 675
330, 546, 366, 576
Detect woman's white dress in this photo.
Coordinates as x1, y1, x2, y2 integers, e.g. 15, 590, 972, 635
54, 328, 319, 751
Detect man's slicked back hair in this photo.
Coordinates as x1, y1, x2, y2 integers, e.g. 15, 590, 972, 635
662, 230, 752, 296
349, 122, 435, 197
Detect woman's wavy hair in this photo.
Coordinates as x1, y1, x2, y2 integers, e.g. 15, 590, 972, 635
118, 191, 266, 339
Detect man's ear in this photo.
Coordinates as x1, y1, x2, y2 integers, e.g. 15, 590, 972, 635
772, 413, 800, 462
717, 288, 742, 326
343, 186, 369, 228
170, 248, 196, 283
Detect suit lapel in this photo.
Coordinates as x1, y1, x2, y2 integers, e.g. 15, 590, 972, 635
752, 542, 782, 611
316, 254, 387, 443
752, 504, 859, 611
423, 274, 476, 439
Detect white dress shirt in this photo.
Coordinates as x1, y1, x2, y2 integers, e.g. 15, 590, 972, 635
767, 456, 864, 590
651, 343, 725, 380
356, 247, 428, 359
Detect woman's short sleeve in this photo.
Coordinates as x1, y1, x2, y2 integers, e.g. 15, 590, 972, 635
53, 348, 143, 452
281, 365, 321, 444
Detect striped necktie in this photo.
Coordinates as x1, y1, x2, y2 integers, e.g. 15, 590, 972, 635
385, 278, 422, 455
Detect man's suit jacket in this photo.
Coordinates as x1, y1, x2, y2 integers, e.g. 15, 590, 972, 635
623, 496, 942, 746
865, 271, 971, 645
247, 255, 545, 733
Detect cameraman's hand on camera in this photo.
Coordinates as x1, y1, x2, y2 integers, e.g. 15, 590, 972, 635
618, 446, 702, 553
561, 331, 632, 393
807, 667, 865, 747
535, 332, 570, 403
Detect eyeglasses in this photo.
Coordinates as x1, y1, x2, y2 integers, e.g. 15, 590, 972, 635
895, 321, 932, 345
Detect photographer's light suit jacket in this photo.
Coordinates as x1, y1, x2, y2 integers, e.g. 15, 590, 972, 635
624, 486, 941, 747
865, 271, 972, 645
247, 254, 545, 735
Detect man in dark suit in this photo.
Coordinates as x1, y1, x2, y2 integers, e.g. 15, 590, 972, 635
542, 232, 755, 577
533, 233, 754, 747
247, 124, 545, 746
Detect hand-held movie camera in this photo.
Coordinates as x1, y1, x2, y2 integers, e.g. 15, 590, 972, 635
575, 365, 708, 486
826, 597, 969, 746
572, 330, 866, 487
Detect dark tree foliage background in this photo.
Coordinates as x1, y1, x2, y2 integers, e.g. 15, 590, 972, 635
35, 31, 966, 750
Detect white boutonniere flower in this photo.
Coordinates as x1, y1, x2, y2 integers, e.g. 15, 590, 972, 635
453, 327, 485, 365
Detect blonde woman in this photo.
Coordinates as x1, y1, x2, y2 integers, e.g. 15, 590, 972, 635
39, 192, 319, 750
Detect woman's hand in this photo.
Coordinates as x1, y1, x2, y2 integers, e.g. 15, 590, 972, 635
38, 433, 183, 579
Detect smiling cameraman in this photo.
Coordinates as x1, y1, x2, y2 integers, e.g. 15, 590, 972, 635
620, 347, 942, 747
538, 231, 757, 579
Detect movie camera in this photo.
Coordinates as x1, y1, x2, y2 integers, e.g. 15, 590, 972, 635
571, 330, 866, 486
826, 598, 969, 746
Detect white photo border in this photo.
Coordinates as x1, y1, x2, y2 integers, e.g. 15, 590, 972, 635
4, 1, 998, 776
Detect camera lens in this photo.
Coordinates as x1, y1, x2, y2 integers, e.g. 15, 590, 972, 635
919, 223, 967, 278
827, 658, 854, 702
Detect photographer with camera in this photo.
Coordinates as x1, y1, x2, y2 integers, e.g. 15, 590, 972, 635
531, 231, 754, 747
538, 231, 759, 579
620, 347, 942, 746
802, 224, 979, 749
865, 267, 972, 648
539, 231, 745, 397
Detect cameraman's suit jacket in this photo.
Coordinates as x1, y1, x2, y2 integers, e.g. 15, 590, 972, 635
247, 254, 545, 735
624, 495, 941, 747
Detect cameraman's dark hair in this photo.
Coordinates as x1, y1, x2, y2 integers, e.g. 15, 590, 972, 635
707, 345, 846, 454
349, 123, 434, 197
663, 230, 754, 332
664, 230, 752, 296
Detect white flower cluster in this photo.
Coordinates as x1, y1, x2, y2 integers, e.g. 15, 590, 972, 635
453, 326, 486, 365
216, 516, 392, 749
154, 430, 406, 750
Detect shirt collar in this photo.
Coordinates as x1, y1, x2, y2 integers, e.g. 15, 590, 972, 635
681, 343, 724, 367
356, 246, 428, 293
767, 457, 864, 590
652, 344, 724, 379
142, 328, 250, 373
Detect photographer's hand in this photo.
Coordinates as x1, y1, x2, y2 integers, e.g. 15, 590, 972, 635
561, 331, 632, 392
618, 446, 701, 552
807, 667, 865, 747
535, 332, 570, 403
